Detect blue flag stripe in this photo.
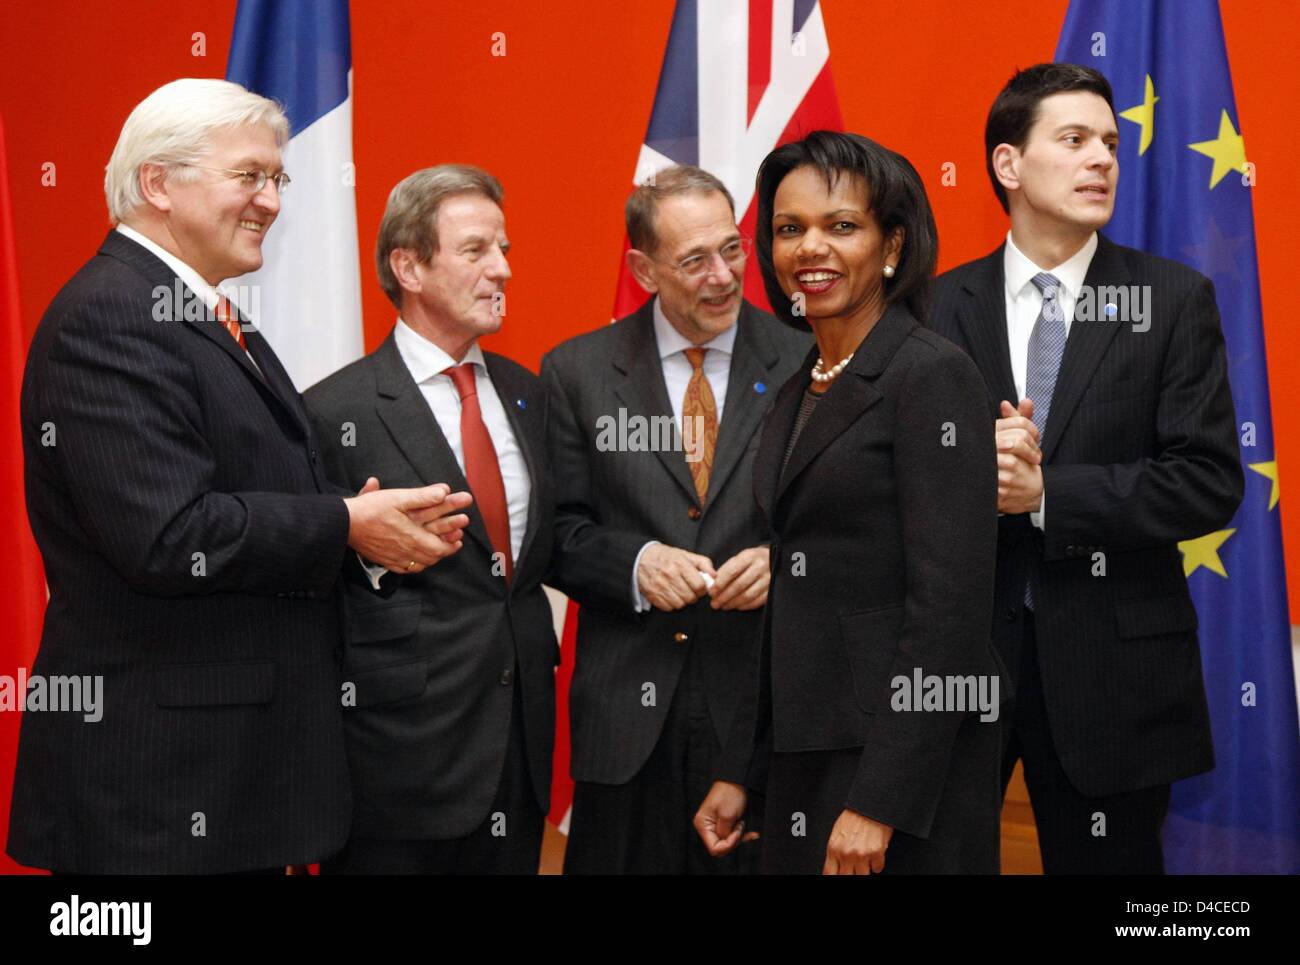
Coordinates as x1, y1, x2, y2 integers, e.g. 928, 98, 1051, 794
226, 0, 351, 136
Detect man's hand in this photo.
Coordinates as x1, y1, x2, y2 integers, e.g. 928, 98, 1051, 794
823, 809, 893, 875
344, 479, 473, 574
709, 545, 770, 611
637, 544, 715, 611
694, 781, 759, 857
996, 400, 1044, 515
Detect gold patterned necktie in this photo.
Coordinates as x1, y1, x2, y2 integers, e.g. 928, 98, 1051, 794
681, 347, 718, 505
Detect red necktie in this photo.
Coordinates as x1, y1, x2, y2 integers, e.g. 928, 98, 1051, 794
444, 363, 513, 583
214, 295, 246, 350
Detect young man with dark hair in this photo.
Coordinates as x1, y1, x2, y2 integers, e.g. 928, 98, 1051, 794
927, 63, 1243, 874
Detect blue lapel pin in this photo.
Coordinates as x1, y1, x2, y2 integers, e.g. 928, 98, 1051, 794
754, 381, 767, 394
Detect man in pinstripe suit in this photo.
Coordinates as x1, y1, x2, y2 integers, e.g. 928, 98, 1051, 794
7, 80, 470, 874
542, 167, 809, 873
927, 64, 1243, 873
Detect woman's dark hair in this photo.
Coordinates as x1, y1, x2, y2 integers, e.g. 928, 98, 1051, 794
754, 130, 937, 329
984, 63, 1115, 213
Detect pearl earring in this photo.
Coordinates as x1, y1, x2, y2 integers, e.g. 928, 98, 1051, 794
883, 265, 895, 278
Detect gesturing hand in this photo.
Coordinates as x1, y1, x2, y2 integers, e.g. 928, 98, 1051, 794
637, 544, 715, 612
824, 809, 893, 875
344, 479, 473, 574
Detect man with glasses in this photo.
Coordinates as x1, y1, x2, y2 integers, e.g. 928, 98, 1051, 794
542, 165, 809, 873
8, 79, 469, 874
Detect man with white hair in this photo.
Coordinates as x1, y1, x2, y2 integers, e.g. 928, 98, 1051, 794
6, 78, 472, 874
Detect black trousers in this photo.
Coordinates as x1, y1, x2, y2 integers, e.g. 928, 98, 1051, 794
564, 642, 759, 875
322, 678, 544, 875
1002, 612, 1171, 874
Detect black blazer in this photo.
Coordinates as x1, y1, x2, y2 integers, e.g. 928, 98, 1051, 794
8, 231, 353, 873
303, 333, 556, 839
540, 300, 810, 784
926, 234, 1244, 797
717, 304, 1001, 842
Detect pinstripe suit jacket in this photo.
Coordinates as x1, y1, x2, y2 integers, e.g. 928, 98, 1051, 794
926, 234, 1244, 796
541, 299, 810, 785
7, 230, 352, 873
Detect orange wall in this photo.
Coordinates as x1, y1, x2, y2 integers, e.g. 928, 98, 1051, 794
2, 0, 1296, 614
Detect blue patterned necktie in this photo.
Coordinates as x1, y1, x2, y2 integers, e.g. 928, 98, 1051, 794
1024, 272, 1067, 441
1024, 272, 1066, 610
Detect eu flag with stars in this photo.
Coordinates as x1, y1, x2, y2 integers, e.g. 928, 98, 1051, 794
1057, 0, 1299, 873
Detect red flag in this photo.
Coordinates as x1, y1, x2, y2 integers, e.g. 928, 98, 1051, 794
0, 115, 49, 874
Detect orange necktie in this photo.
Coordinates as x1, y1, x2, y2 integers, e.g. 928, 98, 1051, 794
682, 347, 718, 504
444, 363, 513, 583
214, 295, 245, 350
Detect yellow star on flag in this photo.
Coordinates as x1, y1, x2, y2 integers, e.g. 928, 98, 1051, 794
1179, 528, 1236, 578
1188, 110, 1248, 189
1120, 75, 1159, 155
1249, 460, 1279, 510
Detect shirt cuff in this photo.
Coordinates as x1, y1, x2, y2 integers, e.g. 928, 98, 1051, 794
1030, 487, 1046, 531
632, 540, 659, 612
358, 553, 389, 591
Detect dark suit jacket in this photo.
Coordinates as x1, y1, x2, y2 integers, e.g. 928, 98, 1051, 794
8, 230, 352, 873
716, 305, 1002, 847
926, 234, 1244, 797
303, 333, 556, 839
540, 299, 810, 785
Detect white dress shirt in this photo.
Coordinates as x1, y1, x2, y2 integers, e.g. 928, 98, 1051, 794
1003, 230, 1098, 529
631, 297, 737, 611
114, 223, 260, 371
364, 320, 532, 589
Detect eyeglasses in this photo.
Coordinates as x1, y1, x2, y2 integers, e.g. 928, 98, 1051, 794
665, 238, 752, 277
187, 165, 292, 193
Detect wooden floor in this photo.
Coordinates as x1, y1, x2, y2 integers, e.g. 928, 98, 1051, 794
537, 763, 1044, 874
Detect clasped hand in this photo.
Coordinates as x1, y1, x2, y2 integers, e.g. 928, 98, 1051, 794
997, 398, 1044, 515
636, 543, 770, 612
343, 477, 473, 574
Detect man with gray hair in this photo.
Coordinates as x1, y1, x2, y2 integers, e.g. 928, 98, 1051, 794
7, 79, 471, 874
305, 165, 558, 874
542, 165, 810, 873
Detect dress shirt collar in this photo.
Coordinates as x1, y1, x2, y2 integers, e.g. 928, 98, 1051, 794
1003, 230, 1098, 302
115, 223, 228, 312
652, 296, 737, 360
394, 318, 488, 384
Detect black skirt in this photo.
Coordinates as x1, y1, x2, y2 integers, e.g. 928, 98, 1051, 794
759, 710, 1002, 874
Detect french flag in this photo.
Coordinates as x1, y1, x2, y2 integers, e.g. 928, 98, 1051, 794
549, 0, 845, 836
225, 0, 364, 391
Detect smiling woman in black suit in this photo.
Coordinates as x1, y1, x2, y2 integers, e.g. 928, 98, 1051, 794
694, 131, 1004, 874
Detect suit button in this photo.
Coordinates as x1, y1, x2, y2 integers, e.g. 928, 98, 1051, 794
673, 632, 689, 644
499, 668, 514, 686
687, 506, 701, 521
1005, 606, 1017, 621
310, 449, 318, 462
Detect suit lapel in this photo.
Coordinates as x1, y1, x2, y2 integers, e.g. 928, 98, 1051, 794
611, 303, 701, 505
774, 305, 915, 507
1041, 234, 1128, 462
753, 353, 807, 522
371, 334, 495, 558
485, 353, 545, 583
704, 302, 783, 511
956, 246, 1018, 410
98, 231, 306, 435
